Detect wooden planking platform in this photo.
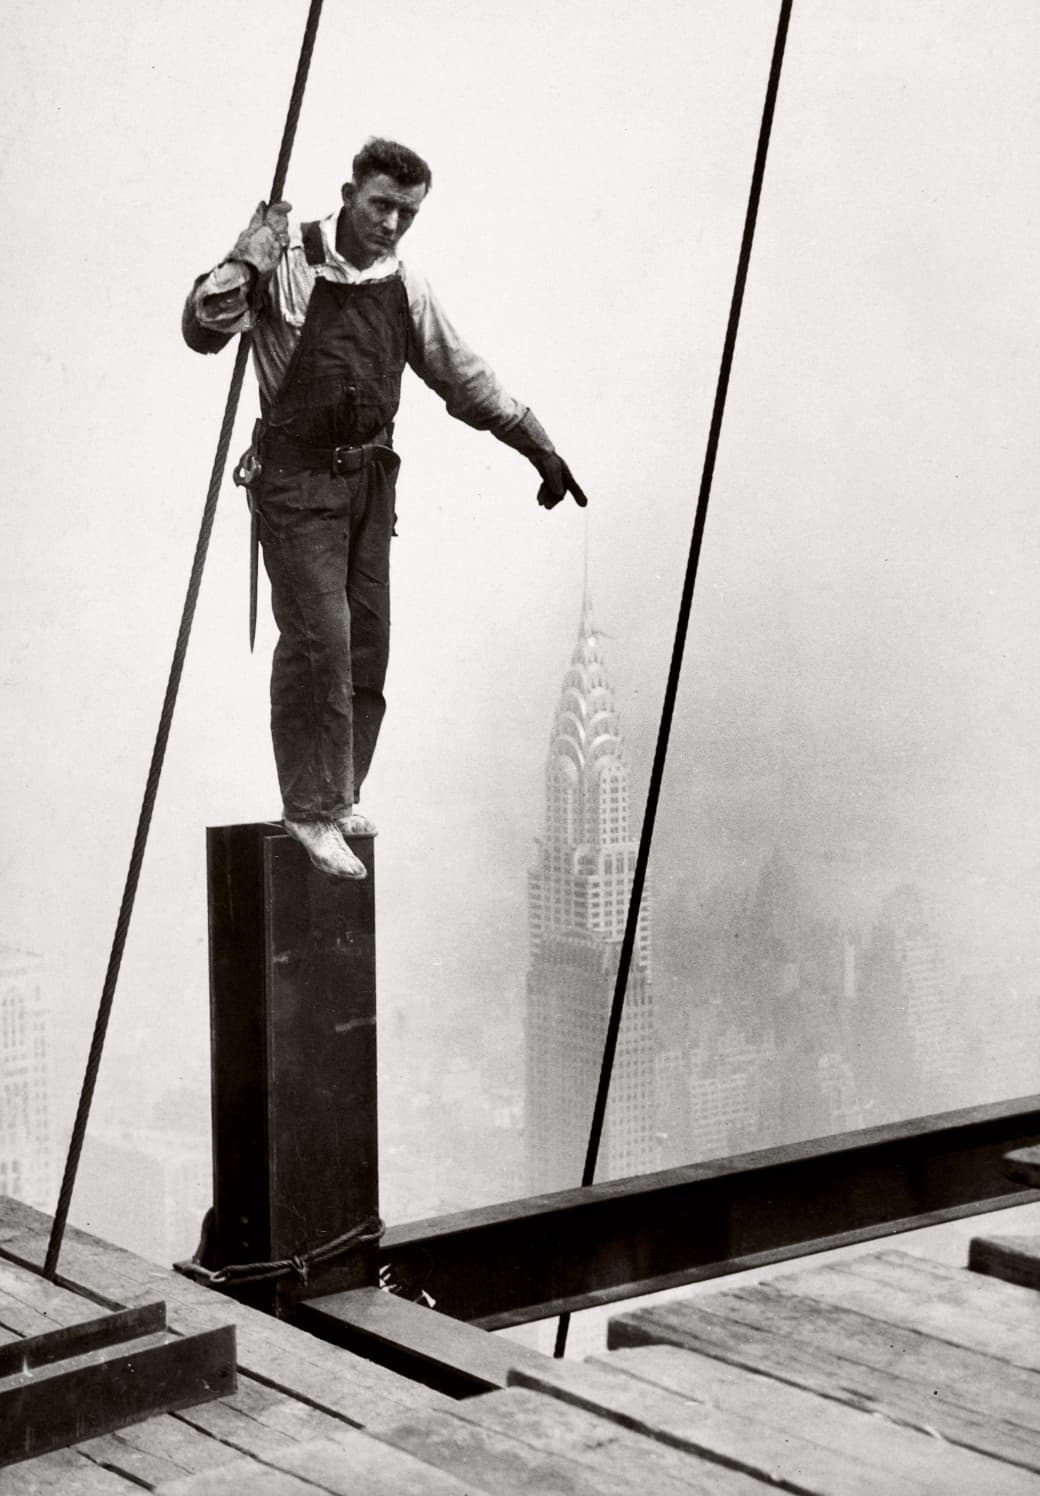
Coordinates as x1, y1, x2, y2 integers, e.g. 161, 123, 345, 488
607, 1245, 1040, 1489
512, 1347, 1038, 1495
0, 1253, 383, 1493
0, 1196, 451, 1493
0, 1196, 445, 1428
8, 1192, 1040, 1492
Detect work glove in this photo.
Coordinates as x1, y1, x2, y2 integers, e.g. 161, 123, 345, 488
533, 451, 588, 510
497, 409, 589, 509
226, 200, 292, 278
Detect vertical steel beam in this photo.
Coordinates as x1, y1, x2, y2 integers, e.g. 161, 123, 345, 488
206, 822, 378, 1315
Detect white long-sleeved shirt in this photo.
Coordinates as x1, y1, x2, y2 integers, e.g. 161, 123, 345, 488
188, 211, 540, 445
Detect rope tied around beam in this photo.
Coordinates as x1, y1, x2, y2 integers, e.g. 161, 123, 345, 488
177, 1214, 386, 1288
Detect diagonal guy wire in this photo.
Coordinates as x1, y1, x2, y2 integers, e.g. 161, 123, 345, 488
554, 0, 795, 1357
44, 0, 326, 1279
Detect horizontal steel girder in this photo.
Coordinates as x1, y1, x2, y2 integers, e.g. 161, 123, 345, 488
375, 1096, 1040, 1327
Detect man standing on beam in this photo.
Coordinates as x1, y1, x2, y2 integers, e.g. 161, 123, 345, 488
183, 138, 585, 878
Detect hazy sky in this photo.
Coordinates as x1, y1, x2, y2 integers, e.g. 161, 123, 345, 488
3, 2, 1038, 1207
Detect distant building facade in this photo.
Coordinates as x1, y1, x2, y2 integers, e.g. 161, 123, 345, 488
859, 883, 963, 1115
525, 592, 656, 1191
74, 1126, 209, 1265
0, 947, 53, 1208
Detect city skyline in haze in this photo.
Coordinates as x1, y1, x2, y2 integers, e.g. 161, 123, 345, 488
2, 2, 1038, 1246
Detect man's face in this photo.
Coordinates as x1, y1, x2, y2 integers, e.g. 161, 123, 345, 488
339, 172, 427, 267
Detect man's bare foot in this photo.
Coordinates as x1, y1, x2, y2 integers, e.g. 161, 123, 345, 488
284, 818, 367, 879
336, 807, 378, 837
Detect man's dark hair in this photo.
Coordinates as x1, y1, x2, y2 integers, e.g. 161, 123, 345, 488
350, 138, 432, 192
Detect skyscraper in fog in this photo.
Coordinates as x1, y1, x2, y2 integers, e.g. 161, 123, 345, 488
525, 590, 656, 1191
860, 884, 962, 1114
0, 947, 53, 1208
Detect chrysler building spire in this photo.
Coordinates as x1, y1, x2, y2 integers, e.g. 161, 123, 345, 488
545, 591, 632, 856
525, 587, 656, 1192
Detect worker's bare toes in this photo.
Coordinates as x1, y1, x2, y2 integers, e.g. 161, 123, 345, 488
336, 809, 378, 837
284, 818, 367, 879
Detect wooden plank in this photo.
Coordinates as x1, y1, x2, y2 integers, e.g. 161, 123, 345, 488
155, 1430, 486, 1496
0, 1288, 92, 1341
848, 1246, 1040, 1312
0, 1197, 446, 1426
74, 1377, 356, 1490
175, 1376, 356, 1457
374, 1393, 771, 1495
619, 1282, 1040, 1429
74, 1420, 245, 1492
268, 1429, 498, 1495
79, 1413, 245, 1478
2, 1323, 235, 1469
971, 1233, 1040, 1290
618, 1343, 1040, 1493
0, 1259, 106, 1338
510, 1349, 1040, 1496
155, 1460, 322, 1495
609, 1283, 1040, 1468
72, 1429, 215, 1492
455, 1385, 775, 1494
773, 1252, 1040, 1370
297, 1285, 551, 1392
0, 1445, 144, 1493
842, 1250, 1040, 1364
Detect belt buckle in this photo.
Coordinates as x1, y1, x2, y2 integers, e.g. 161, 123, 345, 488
331, 444, 359, 477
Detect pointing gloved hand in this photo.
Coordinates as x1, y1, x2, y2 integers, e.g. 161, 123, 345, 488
496, 409, 589, 509
533, 451, 589, 510
226, 200, 292, 279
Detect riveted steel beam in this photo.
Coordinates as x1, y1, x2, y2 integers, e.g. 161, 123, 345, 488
207, 821, 378, 1316
375, 1097, 1040, 1327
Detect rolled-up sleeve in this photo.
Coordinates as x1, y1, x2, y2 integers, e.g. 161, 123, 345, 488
182, 262, 257, 354
402, 262, 528, 439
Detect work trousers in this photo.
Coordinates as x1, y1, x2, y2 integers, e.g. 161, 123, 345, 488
255, 446, 400, 822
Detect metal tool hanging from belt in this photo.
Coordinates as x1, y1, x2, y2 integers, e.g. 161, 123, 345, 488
232, 427, 263, 651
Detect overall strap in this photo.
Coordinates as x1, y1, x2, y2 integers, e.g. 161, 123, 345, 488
260, 222, 328, 419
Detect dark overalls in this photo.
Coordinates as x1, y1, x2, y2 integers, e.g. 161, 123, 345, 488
255, 222, 408, 822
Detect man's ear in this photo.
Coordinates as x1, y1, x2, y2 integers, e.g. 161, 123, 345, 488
341, 180, 355, 206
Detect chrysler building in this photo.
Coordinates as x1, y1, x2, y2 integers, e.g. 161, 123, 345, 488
525, 589, 656, 1192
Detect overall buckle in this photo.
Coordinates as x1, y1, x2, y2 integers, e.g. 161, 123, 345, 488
331, 444, 361, 477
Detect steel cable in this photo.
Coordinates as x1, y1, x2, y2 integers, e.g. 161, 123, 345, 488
44, 0, 326, 1279
554, 0, 794, 1357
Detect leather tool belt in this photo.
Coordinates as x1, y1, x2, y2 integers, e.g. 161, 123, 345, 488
261, 429, 394, 477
